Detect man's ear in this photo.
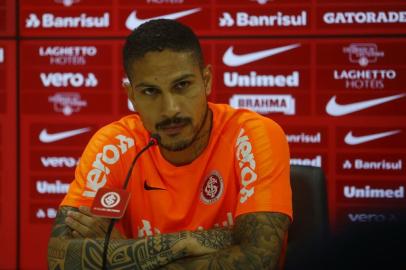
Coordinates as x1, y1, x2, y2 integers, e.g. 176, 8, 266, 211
203, 64, 212, 96
123, 78, 137, 110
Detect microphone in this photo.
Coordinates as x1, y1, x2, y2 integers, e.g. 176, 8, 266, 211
100, 133, 160, 270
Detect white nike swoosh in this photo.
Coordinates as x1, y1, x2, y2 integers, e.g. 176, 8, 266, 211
125, 8, 201, 30
222, 43, 301, 67
39, 127, 91, 143
344, 130, 401, 145
326, 94, 406, 116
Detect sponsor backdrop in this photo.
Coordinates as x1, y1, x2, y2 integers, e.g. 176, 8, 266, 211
1, 0, 405, 269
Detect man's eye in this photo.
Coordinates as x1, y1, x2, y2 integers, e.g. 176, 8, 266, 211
142, 88, 158, 96
174, 81, 190, 91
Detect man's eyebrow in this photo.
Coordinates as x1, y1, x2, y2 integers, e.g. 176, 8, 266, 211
172, 74, 196, 84
133, 82, 158, 89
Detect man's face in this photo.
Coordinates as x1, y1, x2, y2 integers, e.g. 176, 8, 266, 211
126, 49, 212, 151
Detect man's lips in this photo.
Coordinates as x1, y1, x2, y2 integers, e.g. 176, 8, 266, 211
160, 122, 188, 135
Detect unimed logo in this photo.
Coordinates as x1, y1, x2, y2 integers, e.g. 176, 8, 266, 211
36, 180, 69, 194
344, 185, 404, 199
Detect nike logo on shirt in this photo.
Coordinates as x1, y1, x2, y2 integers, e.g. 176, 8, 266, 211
344, 130, 401, 145
326, 94, 406, 116
144, 181, 166, 191
125, 8, 202, 30
39, 127, 91, 143
222, 43, 301, 67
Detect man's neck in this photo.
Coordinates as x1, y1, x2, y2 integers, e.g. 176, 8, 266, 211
160, 109, 213, 166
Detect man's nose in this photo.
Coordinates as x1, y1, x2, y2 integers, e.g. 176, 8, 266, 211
160, 93, 180, 118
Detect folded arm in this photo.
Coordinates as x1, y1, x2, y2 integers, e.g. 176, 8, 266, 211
163, 212, 290, 270
47, 206, 233, 270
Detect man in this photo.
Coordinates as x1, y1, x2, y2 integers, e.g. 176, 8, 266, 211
48, 19, 292, 270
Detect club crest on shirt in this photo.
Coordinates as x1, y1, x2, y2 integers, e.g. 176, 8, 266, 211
200, 171, 224, 205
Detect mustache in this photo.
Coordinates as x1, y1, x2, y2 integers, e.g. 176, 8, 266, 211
156, 117, 192, 130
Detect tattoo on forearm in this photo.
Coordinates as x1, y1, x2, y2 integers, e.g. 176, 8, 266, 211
190, 228, 233, 250
163, 212, 290, 270
48, 207, 188, 270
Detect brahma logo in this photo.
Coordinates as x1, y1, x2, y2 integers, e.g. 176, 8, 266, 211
230, 94, 295, 115
48, 92, 87, 116
25, 12, 110, 29
55, 0, 81, 6
200, 171, 224, 205
36, 180, 69, 194
39, 46, 97, 65
236, 128, 257, 204
83, 135, 135, 197
40, 72, 98, 87
323, 11, 406, 24
219, 10, 307, 27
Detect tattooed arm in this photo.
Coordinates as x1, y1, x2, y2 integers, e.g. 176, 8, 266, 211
162, 212, 290, 270
47, 206, 233, 270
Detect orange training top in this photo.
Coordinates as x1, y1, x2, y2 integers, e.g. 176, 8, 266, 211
61, 102, 292, 237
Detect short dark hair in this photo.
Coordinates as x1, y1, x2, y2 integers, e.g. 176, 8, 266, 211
123, 19, 204, 80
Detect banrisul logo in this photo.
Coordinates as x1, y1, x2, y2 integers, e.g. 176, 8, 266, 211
25, 12, 110, 29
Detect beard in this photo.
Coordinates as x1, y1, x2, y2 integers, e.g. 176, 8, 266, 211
156, 105, 210, 152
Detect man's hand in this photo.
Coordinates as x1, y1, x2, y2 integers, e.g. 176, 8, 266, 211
65, 206, 125, 239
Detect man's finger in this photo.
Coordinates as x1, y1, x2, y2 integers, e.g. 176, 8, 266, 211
72, 230, 83, 239
78, 206, 92, 216
68, 210, 100, 229
65, 217, 94, 238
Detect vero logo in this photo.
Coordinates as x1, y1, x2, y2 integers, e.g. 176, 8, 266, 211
40, 72, 98, 88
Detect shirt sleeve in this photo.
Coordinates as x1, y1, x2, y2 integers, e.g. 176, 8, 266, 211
60, 125, 134, 208
234, 116, 292, 221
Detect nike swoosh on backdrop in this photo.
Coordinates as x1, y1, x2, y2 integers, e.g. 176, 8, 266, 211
39, 127, 91, 143
344, 130, 401, 145
222, 43, 301, 67
326, 93, 406, 116
125, 8, 202, 30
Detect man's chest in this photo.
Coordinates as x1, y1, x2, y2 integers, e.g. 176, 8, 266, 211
124, 158, 239, 236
